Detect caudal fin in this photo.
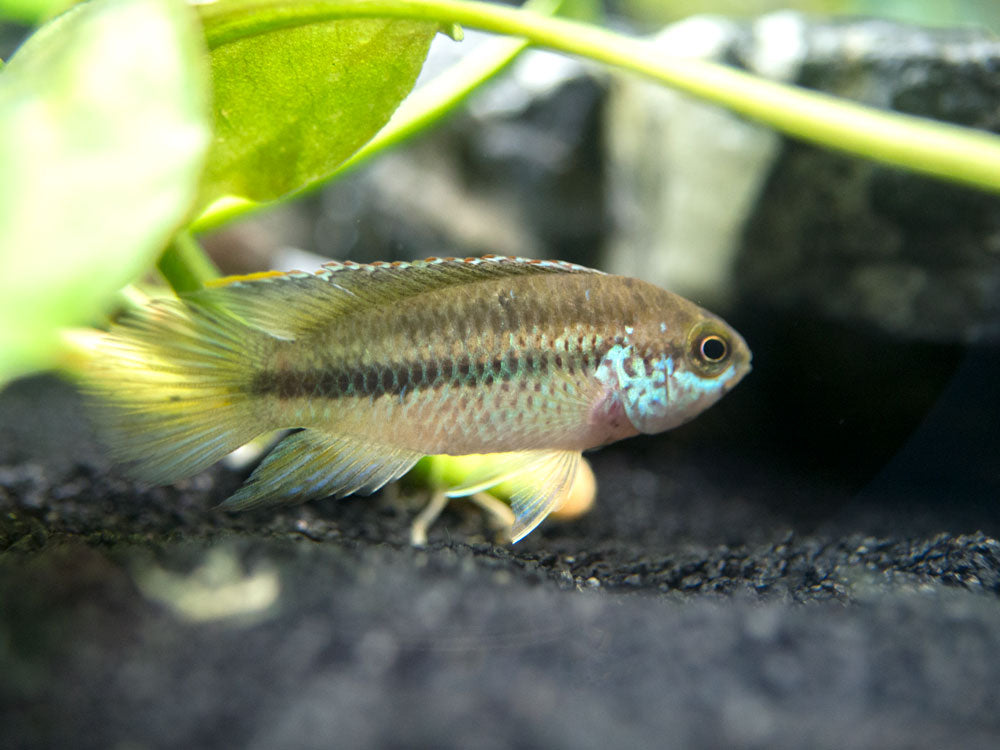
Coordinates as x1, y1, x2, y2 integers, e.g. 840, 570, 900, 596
70, 298, 271, 485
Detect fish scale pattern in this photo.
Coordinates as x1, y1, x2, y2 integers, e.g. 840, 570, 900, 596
80, 255, 750, 541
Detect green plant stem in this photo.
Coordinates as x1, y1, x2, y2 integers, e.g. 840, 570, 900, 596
198, 0, 1000, 195
157, 231, 220, 293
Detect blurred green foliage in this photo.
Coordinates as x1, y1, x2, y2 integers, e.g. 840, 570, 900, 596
0, 0, 73, 25
0, 0, 211, 384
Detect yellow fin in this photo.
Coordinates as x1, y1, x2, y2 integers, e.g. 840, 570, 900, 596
445, 449, 581, 542
442, 450, 557, 496
220, 430, 423, 510
79, 299, 268, 485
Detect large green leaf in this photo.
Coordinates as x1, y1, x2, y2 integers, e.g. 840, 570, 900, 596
0, 0, 211, 386
198, 6, 437, 204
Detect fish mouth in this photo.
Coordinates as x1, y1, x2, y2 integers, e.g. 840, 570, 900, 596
722, 358, 752, 393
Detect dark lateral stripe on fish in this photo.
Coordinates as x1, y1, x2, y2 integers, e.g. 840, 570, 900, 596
247, 352, 589, 400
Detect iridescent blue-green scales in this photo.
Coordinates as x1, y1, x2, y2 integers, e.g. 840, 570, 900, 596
83, 256, 751, 541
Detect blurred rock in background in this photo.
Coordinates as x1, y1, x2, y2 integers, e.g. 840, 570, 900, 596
607, 12, 1000, 343
604, 14, 783, 309
736, 14, 1000, 344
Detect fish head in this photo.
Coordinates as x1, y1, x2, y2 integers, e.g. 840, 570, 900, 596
595, 288, 752, 436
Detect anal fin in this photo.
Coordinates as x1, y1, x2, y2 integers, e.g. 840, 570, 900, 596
220, 430, 423, 510
445, 450, 581, 542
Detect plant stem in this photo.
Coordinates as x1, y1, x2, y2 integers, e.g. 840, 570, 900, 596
198, 0, 1000, 195
157, 231, 220, 293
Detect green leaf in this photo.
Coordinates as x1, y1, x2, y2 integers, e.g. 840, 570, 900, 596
198, 5, 437, 204
193, 0, 566, 232
0, 0, 74, 25
0, 0, 211, 386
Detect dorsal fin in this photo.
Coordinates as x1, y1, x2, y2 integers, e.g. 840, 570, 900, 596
187, 255, 602, 340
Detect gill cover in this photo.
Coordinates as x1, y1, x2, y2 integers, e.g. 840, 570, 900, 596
599, 320, 750, 435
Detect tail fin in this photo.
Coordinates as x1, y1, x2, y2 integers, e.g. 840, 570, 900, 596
68, 298, 272, 485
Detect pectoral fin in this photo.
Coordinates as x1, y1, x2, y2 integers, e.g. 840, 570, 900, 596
221, 430, 422, 510
445, 449, 581, 542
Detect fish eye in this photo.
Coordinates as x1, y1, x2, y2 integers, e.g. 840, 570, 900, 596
686, 325, 735, 376
699, 335, 728, 363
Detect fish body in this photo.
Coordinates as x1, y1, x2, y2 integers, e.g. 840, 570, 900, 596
82, 255, 751, 541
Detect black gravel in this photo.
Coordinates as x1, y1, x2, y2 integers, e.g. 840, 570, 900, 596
3, 326, 1000, 749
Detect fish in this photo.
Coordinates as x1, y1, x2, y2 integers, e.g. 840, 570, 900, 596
79, 255, 752, 542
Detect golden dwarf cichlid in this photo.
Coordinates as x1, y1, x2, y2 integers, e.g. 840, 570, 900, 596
80, 255, 751, 542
